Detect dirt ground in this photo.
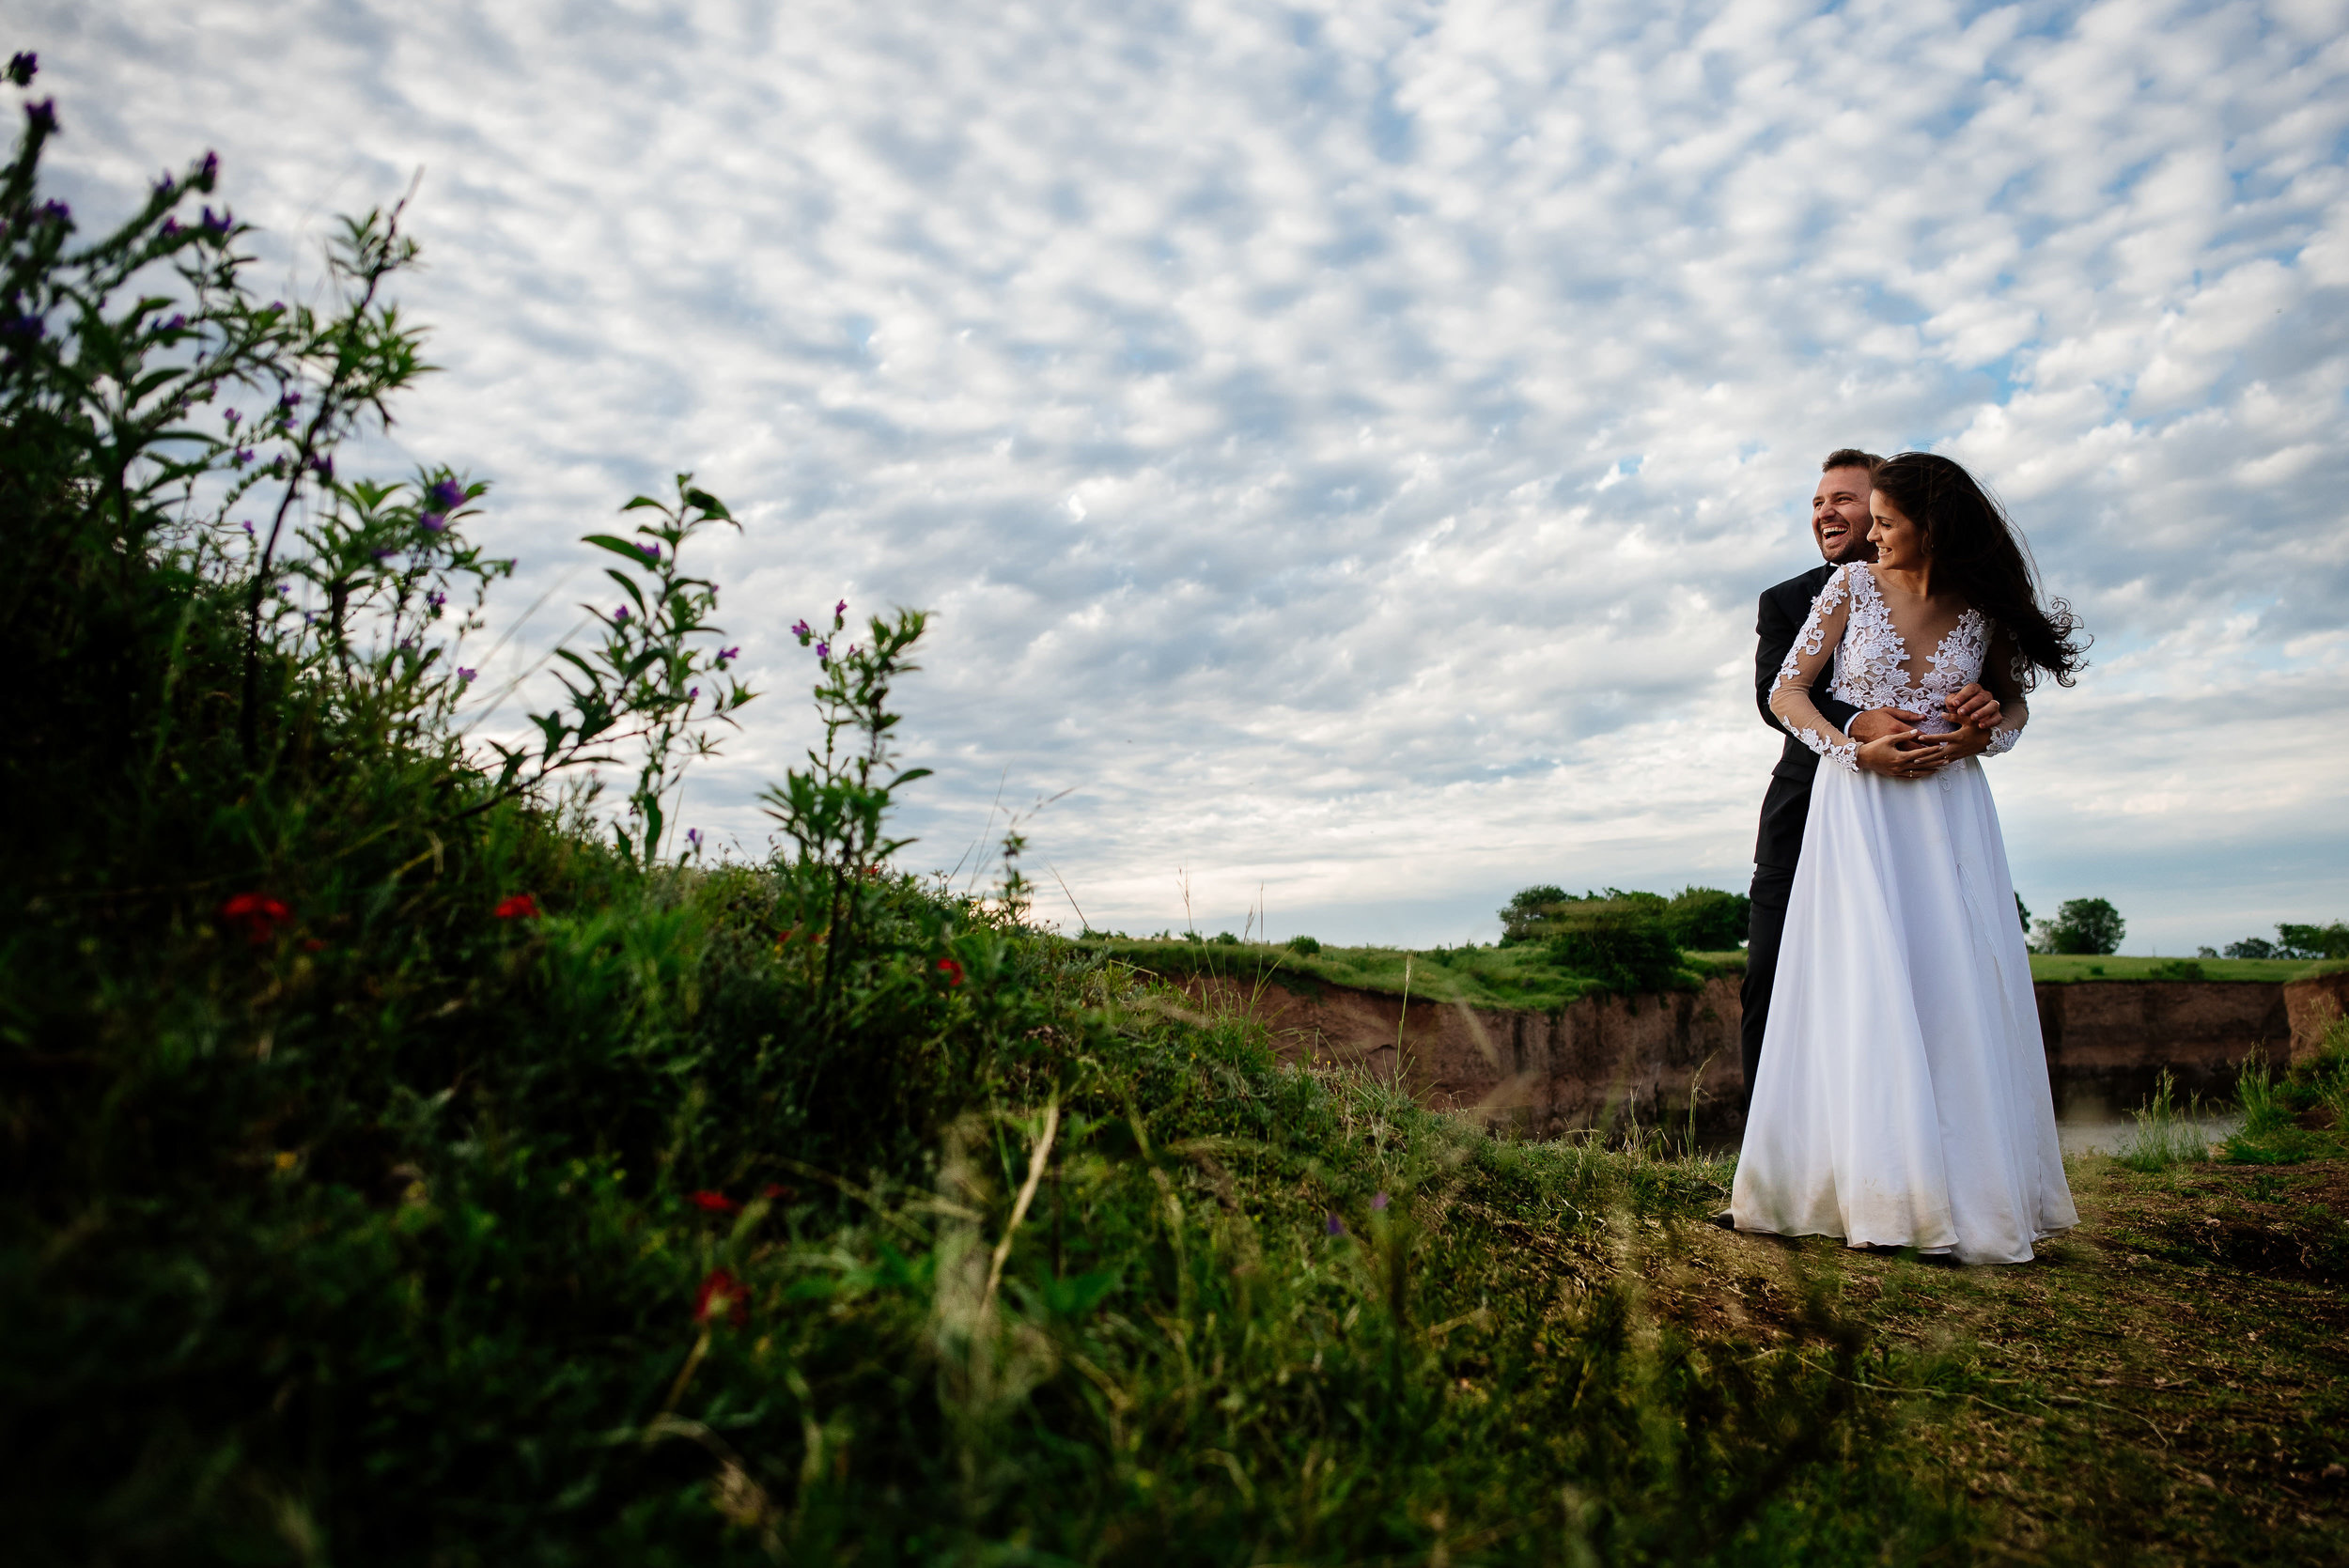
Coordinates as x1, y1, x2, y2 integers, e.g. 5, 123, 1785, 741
1650, 1155, 2349, 1566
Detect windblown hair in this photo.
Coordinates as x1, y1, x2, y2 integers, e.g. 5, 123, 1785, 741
1871, 452, 2089, 689
1821, 447, 1884, 474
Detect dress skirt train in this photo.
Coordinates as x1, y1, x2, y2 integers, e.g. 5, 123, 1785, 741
1730, 757, 2077, 1265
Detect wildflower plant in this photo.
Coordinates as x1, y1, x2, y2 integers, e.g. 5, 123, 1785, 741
480, 475, 756, 861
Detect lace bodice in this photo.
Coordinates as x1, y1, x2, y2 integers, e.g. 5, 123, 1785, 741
1769, 563, 2027, 772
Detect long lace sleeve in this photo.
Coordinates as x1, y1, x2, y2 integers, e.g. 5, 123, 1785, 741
1768, 565, 1859, 772
1981, 624, 2030, 756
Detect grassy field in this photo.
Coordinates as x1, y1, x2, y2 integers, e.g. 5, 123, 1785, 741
2028, 954, 2327, 984
1070, 937, 2323, 1013
1082, 936, 1738, 1013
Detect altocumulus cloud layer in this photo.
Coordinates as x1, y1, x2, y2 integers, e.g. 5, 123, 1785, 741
26, 0, 2349, 951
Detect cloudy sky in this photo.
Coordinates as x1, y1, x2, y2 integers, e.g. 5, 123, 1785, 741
27, 0, 2349, 952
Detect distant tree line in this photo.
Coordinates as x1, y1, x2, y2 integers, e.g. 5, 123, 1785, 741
2201, 922, 2349, 961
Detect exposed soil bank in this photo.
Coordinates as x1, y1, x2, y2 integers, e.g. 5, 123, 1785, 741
1176, 970, 1744, 1137
1176, 971, 2307, 1136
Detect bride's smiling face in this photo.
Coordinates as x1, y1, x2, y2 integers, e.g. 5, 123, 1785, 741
1868, 491, 1928, 572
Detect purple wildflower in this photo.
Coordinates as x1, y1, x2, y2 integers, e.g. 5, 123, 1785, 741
420, 513, 446, 533
39, 198, 69, 225
309, 455, 332, 480
426, 590, 445, 609
161, 218, 181, 239
370, 547, 394, 560
200, 206, 230, 234
789, 619, 810, 639
231, 447, 254, 467
275, 583, 290, 596
279, 389, 301, 408
456, 666, 476, 683
196, 150, 218, 186
640, 541, 661, 563
814, 641, 830, 660
224, 408, 240, 427
717, 645, 739, 662
687, 687, 699, 700
266, 300, 285, 314
614, 607, 630, 624
833, 598, 848, 618
25, 99, 56, 135
6, 52, 37, 85
240, 520, 255, 535
161, 313, 186, 333
1371, 1192, 1391, 1211
1325, 1212, 1346, 1237
155, 173, 176, 197
686, 829, 702, 849
427, 478, 464, 510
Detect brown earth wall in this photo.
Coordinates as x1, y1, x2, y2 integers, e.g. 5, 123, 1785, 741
1174, 972, 2298, 1136
2035, 982, 2290, 1118
2286, 970, 2349, 1063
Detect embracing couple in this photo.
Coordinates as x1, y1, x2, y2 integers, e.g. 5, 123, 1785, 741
1727, 449, 2088, 1265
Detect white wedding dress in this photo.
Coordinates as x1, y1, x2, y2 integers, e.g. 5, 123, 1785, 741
1730, 562, 2076, 1265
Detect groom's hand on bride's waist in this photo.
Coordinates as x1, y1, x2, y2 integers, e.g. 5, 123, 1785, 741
1855, 729, 1944, 779
1850, 707, 1944, 777
1847, 706, 1923, 744
1851, 709, 1945, 780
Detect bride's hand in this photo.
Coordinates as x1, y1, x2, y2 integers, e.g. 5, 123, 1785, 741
1906, 721, 1995, 768
1854, 729, 1939, 780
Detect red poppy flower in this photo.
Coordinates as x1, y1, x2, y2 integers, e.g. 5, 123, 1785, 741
688, 1190, 741, 1215
219, 893, 291, 944
937, 957, 964, 987
493, 893, 540, 921
694, 1267, 749, 1327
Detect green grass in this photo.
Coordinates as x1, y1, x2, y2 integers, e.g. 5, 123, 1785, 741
1079, 936, 1742, 1013
2028, 953, 2316, 983
1062, 939, 2310, 1014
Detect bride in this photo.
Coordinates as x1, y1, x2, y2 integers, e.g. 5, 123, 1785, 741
1730, 452, 2088, 1265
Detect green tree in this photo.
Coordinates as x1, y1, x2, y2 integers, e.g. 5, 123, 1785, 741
1663, 885, 1750, 950
2035, 897, 2125, 955
1495, 883, 1569, 944
2277, 922, 2349, 960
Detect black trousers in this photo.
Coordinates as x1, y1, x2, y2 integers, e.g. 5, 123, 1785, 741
1740, 862, 1797, 1111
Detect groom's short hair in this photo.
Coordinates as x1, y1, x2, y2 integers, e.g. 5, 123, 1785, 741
1822, 447, 1884, 474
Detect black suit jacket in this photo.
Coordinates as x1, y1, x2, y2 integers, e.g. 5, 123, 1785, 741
1752, 564, 1861, 871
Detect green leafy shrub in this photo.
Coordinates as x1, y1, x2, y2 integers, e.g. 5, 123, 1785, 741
1285, 934, 1322, 955
2146, 958, 2205, 981
1543, 899, 1684, 995
1663, 885, 1751, 950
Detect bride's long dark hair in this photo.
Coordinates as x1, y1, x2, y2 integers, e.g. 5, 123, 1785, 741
1872, 452, 2089, 690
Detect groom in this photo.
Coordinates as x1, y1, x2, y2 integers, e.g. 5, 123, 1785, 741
1739, 448, 2002, 1110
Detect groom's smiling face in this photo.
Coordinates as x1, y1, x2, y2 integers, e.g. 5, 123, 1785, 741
1811, 467, 1877, 564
